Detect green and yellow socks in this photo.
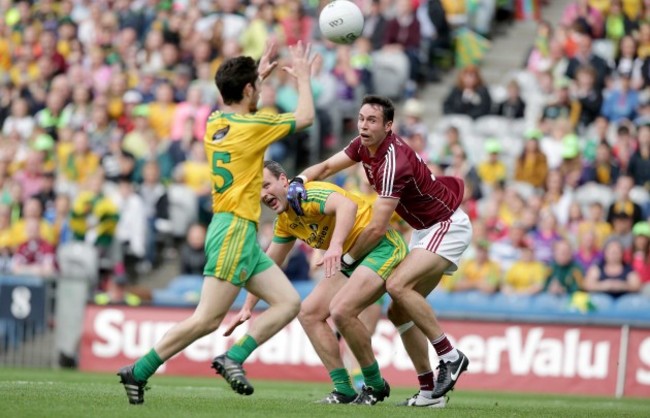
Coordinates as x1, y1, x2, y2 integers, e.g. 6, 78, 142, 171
226, 334, 259, 364
133, 349, 163, 382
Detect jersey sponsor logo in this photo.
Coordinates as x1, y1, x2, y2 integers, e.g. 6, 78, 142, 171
211, 126, 230, 142
306, 225, 329, 248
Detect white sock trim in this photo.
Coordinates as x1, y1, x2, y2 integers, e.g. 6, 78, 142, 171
431, 333, 447, 345
396, 321, 415, 334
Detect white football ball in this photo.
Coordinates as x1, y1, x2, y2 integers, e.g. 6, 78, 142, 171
319, 1, 365, 45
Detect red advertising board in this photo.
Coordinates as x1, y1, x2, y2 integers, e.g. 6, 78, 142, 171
624, 328, 650, 397
80, 305, 629, 396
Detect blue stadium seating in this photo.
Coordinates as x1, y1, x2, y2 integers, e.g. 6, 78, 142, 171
609, 294, 650, 323
150, 275, 650, 326
588, 292, 615, 311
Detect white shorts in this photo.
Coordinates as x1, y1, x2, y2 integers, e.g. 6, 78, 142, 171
408, 208, 472, 273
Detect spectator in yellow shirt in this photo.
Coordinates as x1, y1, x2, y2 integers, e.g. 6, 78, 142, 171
449, 240, 500, 293
502, 242, 547, 295
172, 140, 211, 195
9, 197, 56, 248
577, 202, 612, 249
477, 138, 507, 189
148, 81, 177, 141
63, 130, 101, 185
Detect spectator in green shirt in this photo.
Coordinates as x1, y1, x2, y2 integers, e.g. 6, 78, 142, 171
544, 238, 584, 295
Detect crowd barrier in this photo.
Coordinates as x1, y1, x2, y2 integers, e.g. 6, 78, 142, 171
79, 304, 650, 398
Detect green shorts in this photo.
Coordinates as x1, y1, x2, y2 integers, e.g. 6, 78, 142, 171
203, 213, 274, 287
342, 229, 408, 280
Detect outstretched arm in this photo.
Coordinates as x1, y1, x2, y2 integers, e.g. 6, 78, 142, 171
344, 196, 399, 263
298, 150, 357, 182
316, 192, 358, 278
287, 150, 357, 216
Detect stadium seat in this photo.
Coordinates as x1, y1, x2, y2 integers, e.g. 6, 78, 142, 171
434, 114, 474, 138
461, 133, 487, 164
592, 39, 616, 62
167, 184, 199, 239
490, 293, 534, 315
449, 291, 500, 315
489, 85, 508, 104
509, 181, 536, 201
151, 289, 197, 307
167, 275, 204, 294
613, 294, 650, 313
630, 186, 650, 206
426, 289, 455, 312
588, 292, 615, 311
531, 293, 569, 313
575, 183, 616, 209
57, 242, 99, 283
370, 50, 409, 100
474, 115, 511, 137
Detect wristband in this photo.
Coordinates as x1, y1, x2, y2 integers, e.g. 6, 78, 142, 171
342, 253, 356, 265
295, 175, 307, 183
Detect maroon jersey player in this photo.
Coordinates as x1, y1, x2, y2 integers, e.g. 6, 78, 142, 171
288, 95, 471, 407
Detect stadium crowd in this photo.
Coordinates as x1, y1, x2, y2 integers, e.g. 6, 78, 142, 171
0, 0, 647, 307
0, 0, 471, 301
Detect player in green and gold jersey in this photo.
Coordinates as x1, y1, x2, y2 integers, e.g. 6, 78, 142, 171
118, 41, 317, 405
224, 161, 408, 405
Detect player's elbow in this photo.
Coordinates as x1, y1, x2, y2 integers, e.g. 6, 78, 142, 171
294, 111, 315, 131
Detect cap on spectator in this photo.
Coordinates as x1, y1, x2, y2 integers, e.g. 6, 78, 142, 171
524, 128, 543, 140
123, 90, 143, 104
611, 207, 633, 221
484, 138, 502, 154
633, 221, 650, 237
561, 134, 580, 159
132, 104, 150, 118
59, 16, 76, 27
403, 98, 424, 119
5, 8, 20, 26
31, 134, 55, 152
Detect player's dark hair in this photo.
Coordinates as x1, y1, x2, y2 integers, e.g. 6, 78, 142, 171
264, 160, 287, 179
215, 56, 258, 105
362, 95, 394, 123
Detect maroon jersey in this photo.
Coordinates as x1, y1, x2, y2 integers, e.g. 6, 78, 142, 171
12, 239, 57, 269
344, 132, 463, 229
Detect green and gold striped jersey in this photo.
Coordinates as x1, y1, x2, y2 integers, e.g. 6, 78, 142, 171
204, 110, 296, 223
272, 182, 373, 252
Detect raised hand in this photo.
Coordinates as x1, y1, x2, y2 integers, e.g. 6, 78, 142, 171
223, 307, 252, 337
287, 177, 307, 216
258, 40, 278, 81
282, 41, 318, 80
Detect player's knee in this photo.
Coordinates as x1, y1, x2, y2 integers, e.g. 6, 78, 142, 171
279, 293, 301, 321
298, 297, 329, 325
191, 314, 222, 335
329, 302, 347, 327
385, 278, 407, 300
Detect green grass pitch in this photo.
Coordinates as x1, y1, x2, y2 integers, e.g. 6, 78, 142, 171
1, 368, 649, 418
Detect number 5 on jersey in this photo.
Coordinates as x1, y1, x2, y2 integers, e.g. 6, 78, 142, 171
212, 151, 233, 193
